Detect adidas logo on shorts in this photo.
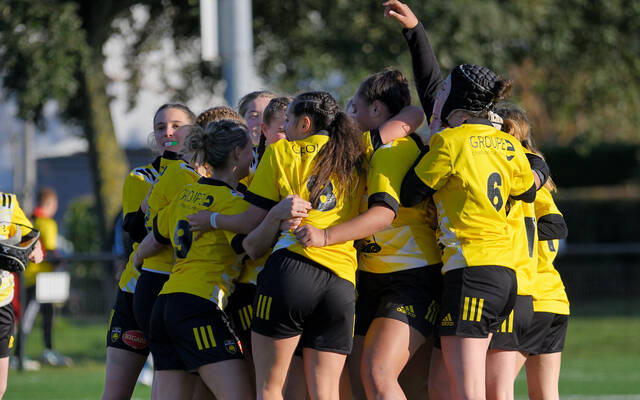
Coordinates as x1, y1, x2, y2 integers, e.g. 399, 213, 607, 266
441, 313, 454, 327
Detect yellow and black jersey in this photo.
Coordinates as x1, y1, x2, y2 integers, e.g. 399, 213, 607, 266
143, 157, 200, 275
405, 121, 536, 273
154, 177, 248, 308
0, 193, 34, 306
118, 153, 181, 292
24, 214, 58, 287
532, 188, 569, 315
245, 132, 368, 285
358, 134, 441, 273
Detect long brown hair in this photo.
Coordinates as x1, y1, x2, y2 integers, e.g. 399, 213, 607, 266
496, 106, 557, 192
289, 91, 364, 207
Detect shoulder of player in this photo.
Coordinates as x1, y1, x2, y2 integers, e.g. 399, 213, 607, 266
0, 192, 17, 209
129, 163, 158, 184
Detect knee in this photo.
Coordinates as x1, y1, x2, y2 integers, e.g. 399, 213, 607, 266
361, 361, 395, 397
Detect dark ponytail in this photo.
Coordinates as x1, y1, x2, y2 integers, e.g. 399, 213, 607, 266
289, 91, 364, 208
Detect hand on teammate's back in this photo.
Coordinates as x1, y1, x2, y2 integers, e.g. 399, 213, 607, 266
271, 195, 312, 220
187, 210, 213, 239
383, 0, 419, 29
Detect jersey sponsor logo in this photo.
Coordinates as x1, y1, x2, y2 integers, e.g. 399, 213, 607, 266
193, 325, 217, 351
110, 327, 122, 343
441, 313, 454, 327
291, 143, 318, 155
256, 294, 273, 321
306, 176, 336, 211
496, 309, 515, 333
469, 136, 515, 160
425, 300, 439, 325
462, 296, 485, 322
122, 330, 147, 349
396, 305, 416, 318
224, 339, 239, 355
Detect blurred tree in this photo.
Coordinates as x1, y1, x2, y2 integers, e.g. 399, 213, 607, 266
250, 0, 640, 145
0, 1, 133, 249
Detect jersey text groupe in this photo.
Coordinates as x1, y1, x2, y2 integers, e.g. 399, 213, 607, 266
245, 132, 370, 285
0, 193, 33, 306
359, 134, 441, 273
414, 123, 535, 272
154, 178, 247, 308
143, 159, 200, 275
532, 188, 569, 315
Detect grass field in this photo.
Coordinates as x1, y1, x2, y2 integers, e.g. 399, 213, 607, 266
5, 314, 640, 399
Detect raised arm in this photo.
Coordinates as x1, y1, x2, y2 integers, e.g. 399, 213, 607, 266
385, 0, 443, 120
378, 105, 425, 144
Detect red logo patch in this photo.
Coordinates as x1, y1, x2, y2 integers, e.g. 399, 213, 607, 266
122, 330, 147, 350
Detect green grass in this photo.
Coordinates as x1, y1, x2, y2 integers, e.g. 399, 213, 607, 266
5, 314, 640, 399
6, 316, 151, 400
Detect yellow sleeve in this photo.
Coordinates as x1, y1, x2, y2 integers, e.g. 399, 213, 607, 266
534, 187, 561, 218
245, 146, 282, 210
153, 202, 173, 245
510, 143, 536, 198
414, 132, 452, 191
122, 170, 152, 215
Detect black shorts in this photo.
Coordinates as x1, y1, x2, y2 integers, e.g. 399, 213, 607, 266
251, 249, 355, 354
132, 271, 169, 338
489, 295, 534, 351
225, 282, 257, 352
355, 265, 443, 338
107, 289, 149, 355
148, 293, 243, 371
0, 303, 14, 358
438, 266, 517, 338
519, 312, 569, 355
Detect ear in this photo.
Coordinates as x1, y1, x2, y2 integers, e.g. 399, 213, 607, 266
261, 122, 268, 135
370, 99, 383, 116
233, 146, 242, 161
300, 115, 313, 134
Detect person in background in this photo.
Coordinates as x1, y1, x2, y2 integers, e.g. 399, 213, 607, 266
21, 187, 71, 367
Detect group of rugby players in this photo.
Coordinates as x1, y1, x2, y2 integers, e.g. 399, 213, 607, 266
98, 1, 570, 400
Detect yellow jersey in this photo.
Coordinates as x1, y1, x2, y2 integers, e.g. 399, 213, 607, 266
245, 132, 367, 285
412, 122, 536, 273
118, 154, 179, 291
143, 158, 200, 274
24, 214, 57, 287
358, 134, 442, 273
154, 178, 247, 308
532, 188, 569, 314
0, 193, 33, 306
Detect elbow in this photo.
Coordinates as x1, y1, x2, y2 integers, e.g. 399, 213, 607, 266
512, 183, 537, 203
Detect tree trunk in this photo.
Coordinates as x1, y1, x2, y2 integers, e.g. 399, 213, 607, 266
81, 53, 129, 248
81, 51, 129, 311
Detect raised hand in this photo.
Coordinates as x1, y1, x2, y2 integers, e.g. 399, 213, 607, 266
383, 0, 419, 29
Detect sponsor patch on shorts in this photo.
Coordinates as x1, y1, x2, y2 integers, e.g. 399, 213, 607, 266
122, 330, 147, 350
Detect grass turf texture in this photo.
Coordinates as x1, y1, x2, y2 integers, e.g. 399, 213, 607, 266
5, 314, 640, 399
